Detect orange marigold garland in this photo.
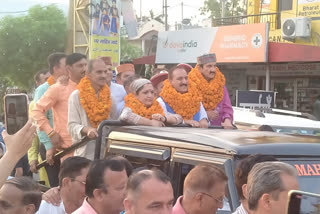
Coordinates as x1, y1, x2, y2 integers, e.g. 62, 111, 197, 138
189, 65, 225, 111
160, 80, 201, 120
77, 76, 112, 128
125, 93, 164, 119
47, 76, 55, 86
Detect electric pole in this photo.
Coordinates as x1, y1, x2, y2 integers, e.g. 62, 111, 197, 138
140, 0, 142, 21
181, 2, 184, 22
165, 0, 168, 30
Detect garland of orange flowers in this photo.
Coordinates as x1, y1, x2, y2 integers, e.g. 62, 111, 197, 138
160, 80, 201, 120
189, 65, 225, 111
125, 93, 164, 119
47, 76, 55, 86
77, 76, 112, 128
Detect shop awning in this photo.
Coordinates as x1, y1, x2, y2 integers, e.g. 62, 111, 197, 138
133, 55, 156, 65
268, 42, 320, 63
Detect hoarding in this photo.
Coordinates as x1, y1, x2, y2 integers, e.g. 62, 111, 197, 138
89, 0, 120, 68
156, 23, 269, 64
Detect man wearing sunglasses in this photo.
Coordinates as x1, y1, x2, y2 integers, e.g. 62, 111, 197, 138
173, 164, 228, 214
37, 156, 91, 214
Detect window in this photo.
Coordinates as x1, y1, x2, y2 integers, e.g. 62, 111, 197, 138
278, 0, 292, 11
106, 141, 171, 174
171, 149, 232, 214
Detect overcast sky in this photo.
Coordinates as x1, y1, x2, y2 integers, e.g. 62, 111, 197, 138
0, 0, 208, 25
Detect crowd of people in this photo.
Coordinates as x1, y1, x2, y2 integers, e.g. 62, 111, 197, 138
0, 125, 299, 214
0, 51, 235, 188
0, 51, 301, 213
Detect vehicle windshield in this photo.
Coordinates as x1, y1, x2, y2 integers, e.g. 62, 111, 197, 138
284, 160, 320, 194
274, 127, 320, 136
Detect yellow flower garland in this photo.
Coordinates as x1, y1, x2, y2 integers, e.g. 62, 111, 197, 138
77, 76, 112, 128
160, 80, 201, 120
189, 65, 225, 111
47, 76, 55, 86
125, 93, 164, 119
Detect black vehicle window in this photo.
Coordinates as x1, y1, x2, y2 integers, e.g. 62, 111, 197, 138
170, 159, 231, 214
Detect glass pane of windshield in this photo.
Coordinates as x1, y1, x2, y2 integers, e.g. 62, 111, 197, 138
285, 160, 320, 194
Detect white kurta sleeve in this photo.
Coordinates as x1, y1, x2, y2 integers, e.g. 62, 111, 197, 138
67, 90, 85, 143
199, 102, 208, 121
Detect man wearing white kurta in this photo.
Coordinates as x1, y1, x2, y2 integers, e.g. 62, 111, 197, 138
68, 59, 117, 160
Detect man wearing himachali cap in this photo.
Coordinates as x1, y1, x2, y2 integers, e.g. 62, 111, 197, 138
189, 53, 233, 129
116, 63, 135, 85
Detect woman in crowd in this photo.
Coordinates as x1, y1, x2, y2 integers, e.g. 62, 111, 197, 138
120, 79, 182, 127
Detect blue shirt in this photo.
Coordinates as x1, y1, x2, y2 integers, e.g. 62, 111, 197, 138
33, 82, 54, 150
110, 82, 127, 118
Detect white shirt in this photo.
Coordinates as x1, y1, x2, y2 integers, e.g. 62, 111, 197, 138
110, 82, 126, 118
157, 97, 208, 121
67, 90, 117, 160
232, 203, 248, 214
37, 201, 65, 214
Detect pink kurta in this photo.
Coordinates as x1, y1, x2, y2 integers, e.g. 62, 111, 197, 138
209, 86, 234, 126
172, 196, 187, 214
33, 79, 77, 150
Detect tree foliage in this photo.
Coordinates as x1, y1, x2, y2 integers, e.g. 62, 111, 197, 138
120, 37, 142, 62
200, 0, 245, 19
0, 5, 67, 89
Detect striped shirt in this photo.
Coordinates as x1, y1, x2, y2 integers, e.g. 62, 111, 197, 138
232, 203, 248, 214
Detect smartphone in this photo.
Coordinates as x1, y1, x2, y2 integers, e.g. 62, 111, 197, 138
4, 94, 29, 135
287, 190, 320, 214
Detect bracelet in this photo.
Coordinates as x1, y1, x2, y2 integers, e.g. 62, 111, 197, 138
48, 130, 55, 138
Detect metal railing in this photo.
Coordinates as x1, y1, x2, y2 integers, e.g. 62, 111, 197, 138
212, 12, 281, 29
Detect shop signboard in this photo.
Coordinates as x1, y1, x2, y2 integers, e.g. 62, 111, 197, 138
236, 90, 276, 109
156, 23, 269, 63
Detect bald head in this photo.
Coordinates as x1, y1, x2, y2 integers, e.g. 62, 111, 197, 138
184, 164, 228, 194
88, 58, 105, 73
124, 170, 174, 214
126, 169, 171, 198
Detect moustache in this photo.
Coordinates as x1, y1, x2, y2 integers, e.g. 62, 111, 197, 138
180, 84, 188, 87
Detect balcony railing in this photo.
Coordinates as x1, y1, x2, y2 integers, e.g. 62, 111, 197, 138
212, 13, 281, 29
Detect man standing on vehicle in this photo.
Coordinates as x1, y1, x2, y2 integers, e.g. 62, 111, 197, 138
33, 53, 87, 162
116, 63, 135, 85
189, 53, 233, 129
157, 65, 208, 128
32, 53, 67, 187
101, 56, 126, 118
247, 162, 299, 214
68, 58, 117, 160
124, 169, 174, 214
172, 164, 228, 214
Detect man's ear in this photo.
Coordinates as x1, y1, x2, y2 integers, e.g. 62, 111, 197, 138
194, 193, 204, 208
62, 177, 71, 188
260, 193, 272, 211
93, 189, 105, 202
24, 204, 36, 214
242, 184, 248, 200
124, 198, 133, 213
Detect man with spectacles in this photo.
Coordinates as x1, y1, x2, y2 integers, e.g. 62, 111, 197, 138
37, 156, 91, 214
172, 164, 228, 214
